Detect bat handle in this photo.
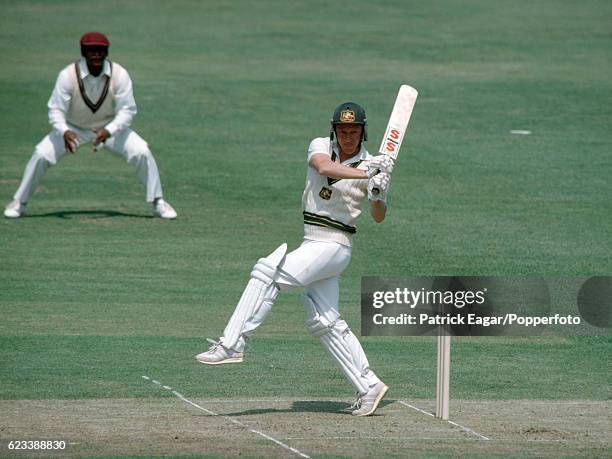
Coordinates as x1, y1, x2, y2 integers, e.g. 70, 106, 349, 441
370, 167, 381, 196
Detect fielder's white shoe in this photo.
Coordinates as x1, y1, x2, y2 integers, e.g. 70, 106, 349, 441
153, 198, 177, 219
351, 382, 389, 416
4, 200, 26, 218
196, 339, 244, 365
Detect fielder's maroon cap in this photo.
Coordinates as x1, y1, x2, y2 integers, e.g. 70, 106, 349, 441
80, 32, 110, 47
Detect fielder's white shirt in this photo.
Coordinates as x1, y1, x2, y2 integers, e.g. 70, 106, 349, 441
47, 58, 137, 136
303, 137, 372, 247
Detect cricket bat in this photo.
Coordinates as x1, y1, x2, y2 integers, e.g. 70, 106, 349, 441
372, 84, 418, 194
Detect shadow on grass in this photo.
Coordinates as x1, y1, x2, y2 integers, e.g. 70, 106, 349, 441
217, 399, 395, 416
25, 209, 153, 219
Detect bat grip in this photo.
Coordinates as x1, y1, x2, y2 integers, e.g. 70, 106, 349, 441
370, 167, 381, 195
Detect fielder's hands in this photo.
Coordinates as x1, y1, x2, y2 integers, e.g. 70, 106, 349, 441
92, 128, 110, 152
366, 155, 394, 179
63, 130, 79, 153
368, 172, 390, 202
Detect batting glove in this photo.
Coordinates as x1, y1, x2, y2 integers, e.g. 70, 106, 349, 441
368, 172, 390, 202
366, 155, 394, 179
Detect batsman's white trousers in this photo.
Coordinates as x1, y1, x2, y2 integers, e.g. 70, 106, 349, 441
222, 238, 381, 393
13, 126, 163, 204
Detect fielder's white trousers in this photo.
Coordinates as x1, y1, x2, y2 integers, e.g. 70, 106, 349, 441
13, 126, 163, 204
223, 238, 381, 393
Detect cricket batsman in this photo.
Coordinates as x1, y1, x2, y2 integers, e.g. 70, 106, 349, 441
197, 102, 393, 416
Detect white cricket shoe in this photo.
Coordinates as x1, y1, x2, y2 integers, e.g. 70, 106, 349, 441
153, 198, 177, 219
196, 339, 244, 365
351, 382, 389, 416
4, 200, 26, 218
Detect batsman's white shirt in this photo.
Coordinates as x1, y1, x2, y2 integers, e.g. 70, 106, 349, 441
221, 137, 381, 393
303, 137, 372, 247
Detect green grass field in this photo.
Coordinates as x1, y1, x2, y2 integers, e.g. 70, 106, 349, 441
1, 1, 611, 457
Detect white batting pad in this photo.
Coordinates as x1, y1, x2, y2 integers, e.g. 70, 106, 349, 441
304, 295, 371, 394
220, 243, 287, 351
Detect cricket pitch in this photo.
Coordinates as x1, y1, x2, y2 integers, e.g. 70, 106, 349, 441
1, 397, 609, 457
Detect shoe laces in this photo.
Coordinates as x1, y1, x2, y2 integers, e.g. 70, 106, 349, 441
349, 393, 362, 410
206, 338, 222, 352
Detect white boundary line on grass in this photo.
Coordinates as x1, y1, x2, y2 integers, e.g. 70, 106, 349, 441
142, 375, 310, 459
398, 400, 490, 441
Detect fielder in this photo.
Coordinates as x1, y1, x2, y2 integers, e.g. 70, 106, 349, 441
197, 102, 393, 416
4, 32, 177, 219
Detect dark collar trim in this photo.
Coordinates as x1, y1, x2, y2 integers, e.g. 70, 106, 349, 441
74, 60, 112, 113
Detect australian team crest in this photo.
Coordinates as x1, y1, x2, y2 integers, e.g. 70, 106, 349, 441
319, 186, 332, 200
339, 109, 355, 122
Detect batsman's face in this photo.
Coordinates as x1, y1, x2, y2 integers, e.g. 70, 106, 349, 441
336, 124, 363, 156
